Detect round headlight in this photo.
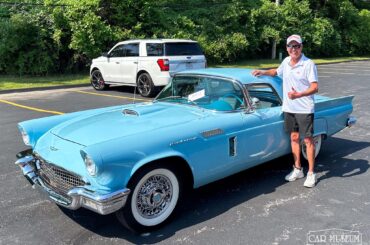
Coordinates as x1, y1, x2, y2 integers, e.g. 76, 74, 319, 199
84, 155, 97, 176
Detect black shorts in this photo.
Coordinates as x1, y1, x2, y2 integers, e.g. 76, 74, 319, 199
284, 112, 314, 138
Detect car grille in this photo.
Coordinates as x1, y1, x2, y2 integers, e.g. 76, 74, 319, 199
36, 157, 87, 196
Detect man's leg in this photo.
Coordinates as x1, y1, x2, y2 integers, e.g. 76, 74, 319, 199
299, 113, 316, 187
291, 132, 301, 168
304, 137, 315, 173
284, 113, 304, 181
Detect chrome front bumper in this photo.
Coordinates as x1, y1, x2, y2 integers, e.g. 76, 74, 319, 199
347, 116, 357, 127
15, 153, 130, 215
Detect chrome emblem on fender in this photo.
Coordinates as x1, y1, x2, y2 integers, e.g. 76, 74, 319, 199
50, 146, 58, 151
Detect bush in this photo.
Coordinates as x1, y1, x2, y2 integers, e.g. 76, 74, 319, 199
0, 14, 57, 75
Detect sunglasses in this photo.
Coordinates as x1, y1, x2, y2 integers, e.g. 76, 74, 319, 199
287, 44, 302, 49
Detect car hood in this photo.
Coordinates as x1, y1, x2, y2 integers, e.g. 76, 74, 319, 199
50, 102, 206, 146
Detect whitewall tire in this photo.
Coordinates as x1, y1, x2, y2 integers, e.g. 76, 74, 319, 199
116, 165, 181, 232
301, 134, 323, 160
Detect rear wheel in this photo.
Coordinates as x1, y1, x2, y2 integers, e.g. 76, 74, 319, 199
137, 72, 156, 97
91, 69, 109, 90
116, 164, 181, 232
301, 134, 323, 160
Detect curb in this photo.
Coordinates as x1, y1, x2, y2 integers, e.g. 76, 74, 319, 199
0, 83, 90, 94
315, 59, 370, 66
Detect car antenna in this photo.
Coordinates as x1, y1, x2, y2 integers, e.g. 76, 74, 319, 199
133, 86, 137, 104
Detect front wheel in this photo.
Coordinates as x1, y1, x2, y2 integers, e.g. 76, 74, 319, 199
116, 165, 181, 232
90, 69, 109, 90
301, 134, 323, 160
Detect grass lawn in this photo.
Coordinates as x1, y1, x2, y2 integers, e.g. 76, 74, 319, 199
0, 74, 89, 90
0, 56, 369, 91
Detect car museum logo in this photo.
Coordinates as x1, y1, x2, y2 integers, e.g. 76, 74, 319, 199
307, 228, 362, 245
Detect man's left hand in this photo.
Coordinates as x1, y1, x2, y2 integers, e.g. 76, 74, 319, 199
288, 87, 302, 100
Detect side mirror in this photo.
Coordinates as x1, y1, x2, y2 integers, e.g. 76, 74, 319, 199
101, 52, 109, 57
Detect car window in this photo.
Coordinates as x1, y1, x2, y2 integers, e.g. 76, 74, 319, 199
164, 42, 203, 56
156, 76, 245, 111
123, 43, 139, 57
245, 84, 282, 109
146, 43, 164, 56
109, 45, 125, 57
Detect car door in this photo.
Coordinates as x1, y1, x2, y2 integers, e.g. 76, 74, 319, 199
120, 43, 139, 84
237, 83, 290, 167
105, 44, 125, 82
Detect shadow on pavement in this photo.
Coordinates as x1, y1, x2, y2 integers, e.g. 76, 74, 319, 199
59, 136, 369, 244
105, 85, 161, 98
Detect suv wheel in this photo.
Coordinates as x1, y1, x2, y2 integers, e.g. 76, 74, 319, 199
91, 69, 109, 90
137, 72, 156, 97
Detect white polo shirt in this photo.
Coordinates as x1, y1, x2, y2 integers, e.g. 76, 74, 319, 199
277, 54, 318, 113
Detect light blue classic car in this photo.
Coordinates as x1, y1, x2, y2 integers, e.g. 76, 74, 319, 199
15, 68, 356, 232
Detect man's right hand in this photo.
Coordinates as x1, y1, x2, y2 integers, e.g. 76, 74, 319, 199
251, 70, 263, 77
251, 69, 277, 77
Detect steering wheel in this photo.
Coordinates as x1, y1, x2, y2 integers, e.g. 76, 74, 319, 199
219, 93, 244, 109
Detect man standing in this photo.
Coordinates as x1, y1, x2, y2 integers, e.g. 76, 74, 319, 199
252, 34, 319, 187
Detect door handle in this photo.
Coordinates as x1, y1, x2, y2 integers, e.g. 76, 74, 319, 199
115, 62, 120, 64
133, 61, 138, 64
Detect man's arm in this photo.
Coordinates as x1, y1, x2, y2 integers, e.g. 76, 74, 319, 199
251, 69, 277, 77
288, 82, 318, 100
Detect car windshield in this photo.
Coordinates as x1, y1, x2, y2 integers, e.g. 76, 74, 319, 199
155, 75, 246, 111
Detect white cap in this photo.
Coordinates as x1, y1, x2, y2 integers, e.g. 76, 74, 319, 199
287, 34, 302, 44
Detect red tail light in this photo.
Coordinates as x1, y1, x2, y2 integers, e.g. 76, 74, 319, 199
157, 59, 169, 71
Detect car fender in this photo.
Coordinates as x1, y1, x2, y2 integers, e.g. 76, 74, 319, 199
129, 150, 194, 183
90, 64, 106, 79
314, 117, 328, 137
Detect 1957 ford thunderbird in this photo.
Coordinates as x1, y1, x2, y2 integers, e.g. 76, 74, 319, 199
15, 68, 356, 232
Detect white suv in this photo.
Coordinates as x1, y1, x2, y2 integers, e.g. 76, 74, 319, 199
90, 39, 207, 97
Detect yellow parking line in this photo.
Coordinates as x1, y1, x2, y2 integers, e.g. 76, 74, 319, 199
73, 90, 151, 102
0, 99, 64, 115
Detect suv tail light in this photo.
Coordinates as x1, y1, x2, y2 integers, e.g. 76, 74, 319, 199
157, 59, 169, 71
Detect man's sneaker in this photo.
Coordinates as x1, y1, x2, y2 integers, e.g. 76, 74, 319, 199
304, 172, 317, 188
285, 166, 304, 181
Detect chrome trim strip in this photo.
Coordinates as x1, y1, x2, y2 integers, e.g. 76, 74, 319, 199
15, 154, 130, 215
201, 128, 224, 138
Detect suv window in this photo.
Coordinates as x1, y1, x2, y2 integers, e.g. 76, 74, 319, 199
123, 43, 139, 57
109, 45, 125, 57
164, 42, 203, 56
146, 43, 164, 56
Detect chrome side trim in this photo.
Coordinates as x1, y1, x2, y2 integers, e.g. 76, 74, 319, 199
201, 128, 224, 138
347, 116, 357, 127
15, 154, 130, 215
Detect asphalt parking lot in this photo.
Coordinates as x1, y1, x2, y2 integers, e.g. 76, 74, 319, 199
1, 61, 370, 245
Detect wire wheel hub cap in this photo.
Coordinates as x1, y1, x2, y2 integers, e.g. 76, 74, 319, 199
136, 175, 173, 219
